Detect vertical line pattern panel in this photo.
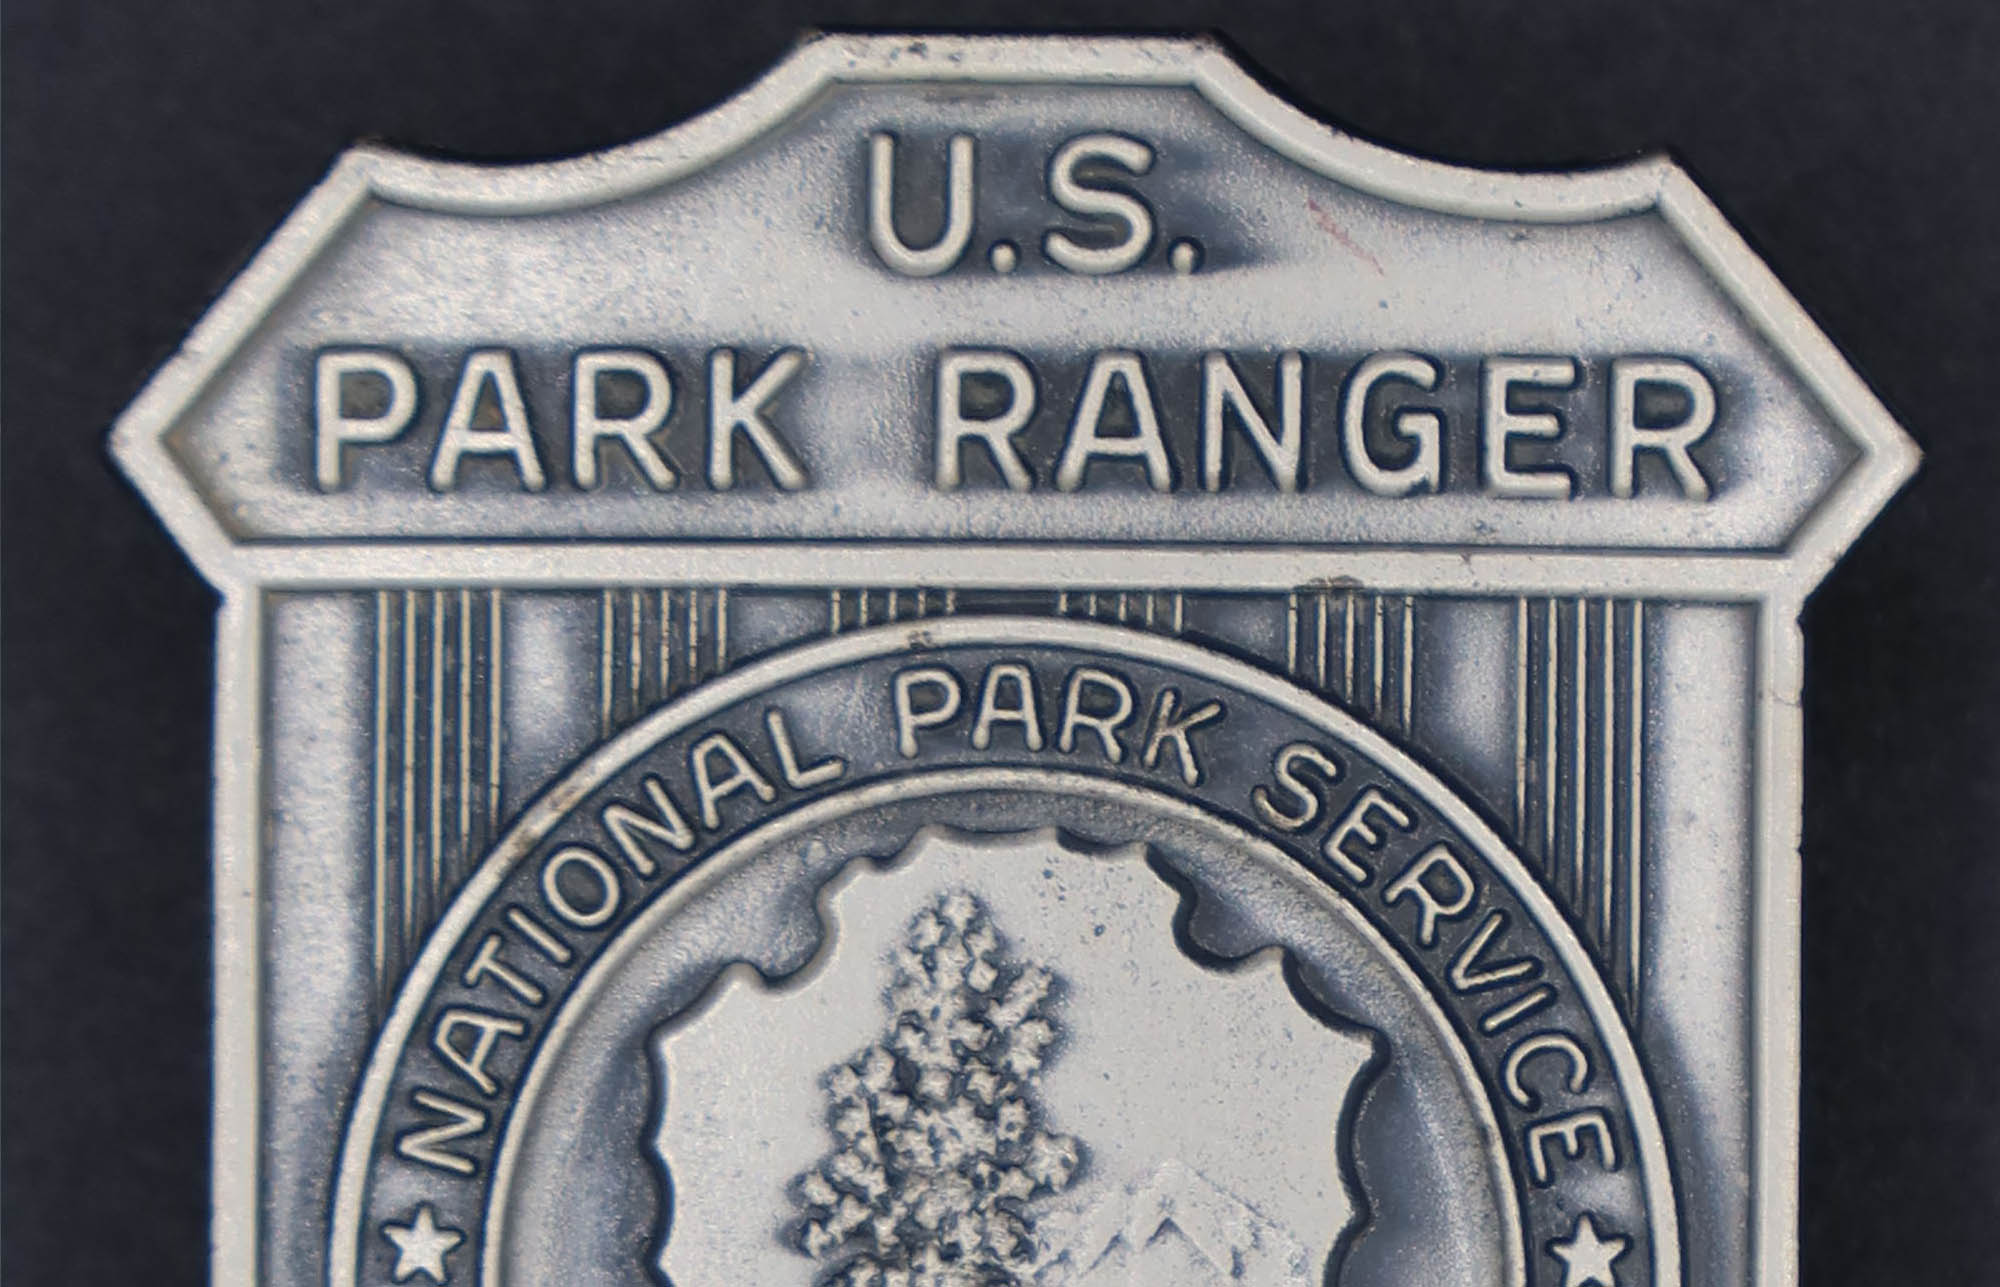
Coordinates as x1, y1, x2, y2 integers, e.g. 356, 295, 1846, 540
371, 586, 504, 1012
590, 588, 742, 736
1281, 587, 1415, 735
1510, 593, 1650, 1020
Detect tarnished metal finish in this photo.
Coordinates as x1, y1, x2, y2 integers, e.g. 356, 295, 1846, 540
109, 33, 1914, 1287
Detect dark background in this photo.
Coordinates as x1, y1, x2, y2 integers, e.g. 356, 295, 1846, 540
5, 2, 1996, 1282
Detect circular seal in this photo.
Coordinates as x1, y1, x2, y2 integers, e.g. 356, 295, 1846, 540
332, 617, 1678, 1287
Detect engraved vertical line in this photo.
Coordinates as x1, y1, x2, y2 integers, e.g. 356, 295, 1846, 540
428, 589, 445, 926
487, 589, 503, 837
598, 589, 613, 738
716, 587, 729, 668
664, 587, 680, 699
1601, 597, 1617, 951
1315, 591, 1328, 690
828, 588, 842, 635
1343, 591, 1357, 702
1371, 594, 1386, 718
457, 588, 471, 873
686, 586, 700, 682
372, 590, 390, 1005
1285, 591, 1298, 677
1400, 595, 1414, 733
1514, 597, 1529, 840
1059, 589, 1072, 618
886, 587, 899, 622
401, 591, 418, 958
1173, 592, 1185, 635
1543, 597, 1558, 867
639, 589, 655, 705
672, 591, 688, 695
628, 588, 643, 718
857, 589, 870, 628
1572, 597, 1589, 908
1144, 592, 1156, 630
1629, 600, 1646, 1008
943, 587, 957, 615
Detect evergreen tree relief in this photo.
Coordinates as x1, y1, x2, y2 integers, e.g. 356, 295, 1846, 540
790, 892, 1084, 1287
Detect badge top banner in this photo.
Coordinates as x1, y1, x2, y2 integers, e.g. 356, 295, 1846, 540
113, 35, 1912, 594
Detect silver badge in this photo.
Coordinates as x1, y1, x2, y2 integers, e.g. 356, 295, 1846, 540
111, 33, 1914, 1287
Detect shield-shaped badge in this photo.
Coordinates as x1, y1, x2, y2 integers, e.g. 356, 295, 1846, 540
110, 33, 1916, 1287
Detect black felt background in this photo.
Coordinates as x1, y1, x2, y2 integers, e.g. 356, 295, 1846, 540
5, 2, 1996, 1283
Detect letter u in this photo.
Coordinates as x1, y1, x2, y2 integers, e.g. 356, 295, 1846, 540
867, 132, 975, 276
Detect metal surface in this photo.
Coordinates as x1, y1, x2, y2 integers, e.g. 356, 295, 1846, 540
108, 32, 1915, 1287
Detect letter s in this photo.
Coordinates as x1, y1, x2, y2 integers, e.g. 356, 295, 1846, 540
1043, 134, 1155, 275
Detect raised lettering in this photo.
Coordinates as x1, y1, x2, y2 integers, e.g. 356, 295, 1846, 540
1043, 134, 1155, 275
1056, 666, 1135, 762
1446, 909, 1540, 992
1342, 351, 1443, 497
1251, 742, 1343, 832
1141, 688, 1224, 786
707, 348, 808, 490
1525, 1108, 1619, 1185
572, 349, 676, 490
868, 132, 975, 277
540, 845, 622, 928
430, 349, 546, 492
688, 731, 778, 828
1481, 356, 1576, 500
394, 1090, 488, 1176
971, 662, 1044, 751
1056, 351, 1173, 491
1384, 843, 1478, 948
1610, 356, 1716, 499
936, 349, 1037, 490
461, 932, 544, 1007
1321, 786, 1413, 884
765, 708, 846, 788
599, 776, 696, 878
893, 666, 963, 757
1502, 1031, 1594, 1111
1201, 351, 1302, 492
314, 349, 417, 490
432, 1006, 528, 1097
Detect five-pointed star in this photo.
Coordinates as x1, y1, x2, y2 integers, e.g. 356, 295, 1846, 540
1548, 1212, 1630, 1287
382, 1204, 464, 1284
